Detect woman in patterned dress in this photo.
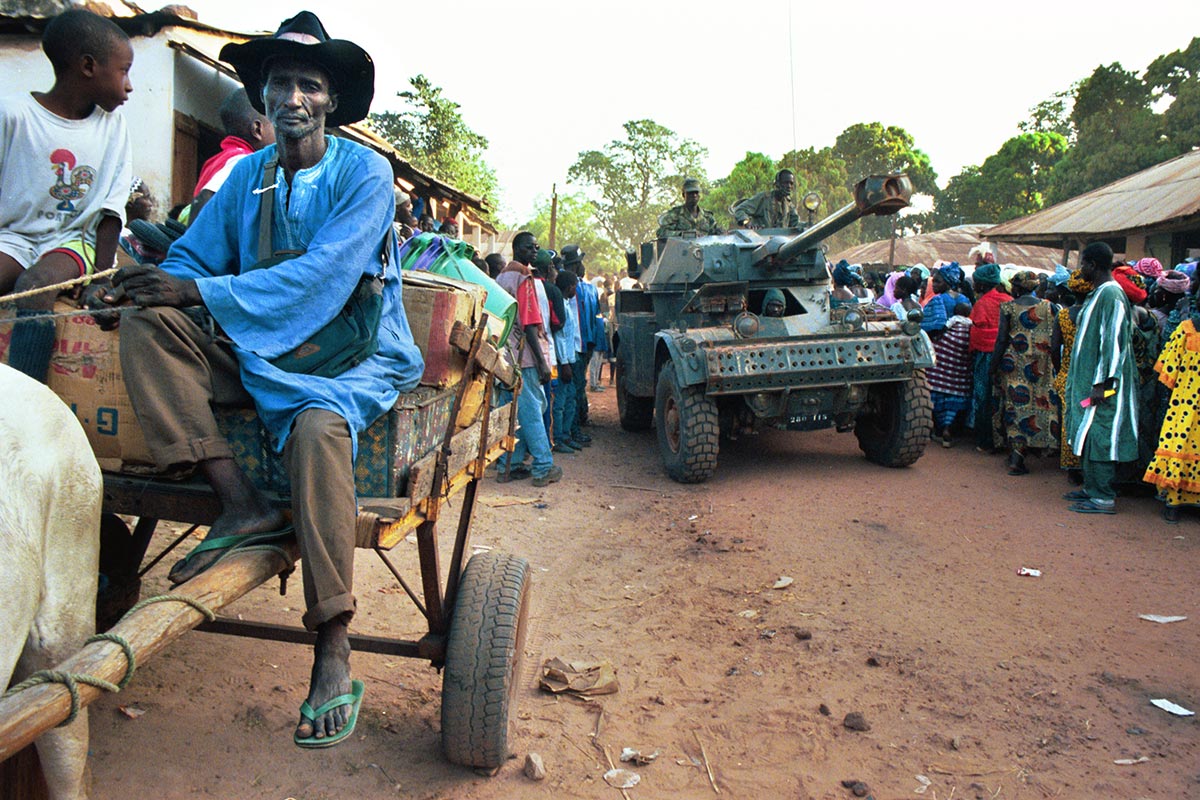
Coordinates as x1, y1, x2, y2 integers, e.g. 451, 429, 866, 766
1053, 271, 1094, 475
991, 271, 1061, 475
1143, 282, 1200, 523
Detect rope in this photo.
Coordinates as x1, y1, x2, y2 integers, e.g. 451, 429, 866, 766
124, 593, 217, 621
85, 632, 136, 690
0, 594, 218, 727
1, 266, 120, 302
0, 304, 135, 325
2, 671, 120, 727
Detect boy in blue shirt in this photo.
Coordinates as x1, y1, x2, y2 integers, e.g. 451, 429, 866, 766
0, 8, 134, 382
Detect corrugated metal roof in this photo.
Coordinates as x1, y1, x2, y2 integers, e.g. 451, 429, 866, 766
831, 224, 1065, 270
986, 148, 1200, 244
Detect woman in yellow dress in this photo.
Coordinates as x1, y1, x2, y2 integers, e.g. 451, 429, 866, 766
1143, 284, 1200, 523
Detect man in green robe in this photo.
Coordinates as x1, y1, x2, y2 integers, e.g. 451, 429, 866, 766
656, 177, 722, 238
732, 169, 799, 229
1063, 242, 1139, 514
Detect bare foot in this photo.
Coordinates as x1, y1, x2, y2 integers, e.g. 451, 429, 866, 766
167, 506, 287, 584
295, 618, 353, 742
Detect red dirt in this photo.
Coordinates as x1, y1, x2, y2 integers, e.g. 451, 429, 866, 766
85, 389, 1199, 799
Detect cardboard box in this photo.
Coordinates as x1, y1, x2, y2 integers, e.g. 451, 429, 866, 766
0, 302, 153, 468
401, 270, 485, 388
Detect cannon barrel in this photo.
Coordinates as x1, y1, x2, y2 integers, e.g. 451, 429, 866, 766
764, 174, 913, 264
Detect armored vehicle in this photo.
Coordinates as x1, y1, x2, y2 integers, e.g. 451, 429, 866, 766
614, 175, 935, 483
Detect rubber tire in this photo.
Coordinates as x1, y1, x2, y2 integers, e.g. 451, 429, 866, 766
616, 356, 654, 431
855, 372, 933, 468
655, 361, 719, 483
441, 552, 532, 769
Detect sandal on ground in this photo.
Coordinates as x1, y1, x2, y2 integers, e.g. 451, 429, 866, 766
1062, 489, 1090, 501
1162, 505, 1181, 524
294, 680, 365, 749
1069, 499, 1115, 515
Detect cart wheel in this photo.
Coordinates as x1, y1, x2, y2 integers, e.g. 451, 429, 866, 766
441, 551, 531, 769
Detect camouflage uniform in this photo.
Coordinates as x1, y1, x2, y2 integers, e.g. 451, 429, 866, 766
656, 204, 722, 238
733, 191, 799, 229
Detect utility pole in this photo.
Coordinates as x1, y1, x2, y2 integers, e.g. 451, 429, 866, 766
549, 183, 558, 250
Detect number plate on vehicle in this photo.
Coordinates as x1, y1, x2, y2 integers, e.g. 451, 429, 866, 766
787, 412, 832, 431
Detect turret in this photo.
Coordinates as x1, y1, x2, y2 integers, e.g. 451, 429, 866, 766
754, 175, 913, 265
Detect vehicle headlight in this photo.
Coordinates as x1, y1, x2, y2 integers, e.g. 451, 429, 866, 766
843, 309, 864, 330
733, 312, 760, 338
802, 192, 821, 213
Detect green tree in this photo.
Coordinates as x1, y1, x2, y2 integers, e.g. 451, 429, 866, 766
367, 74, 499, 220
933, 132, 1069, 228
700, 151, 775, 226
520, 193, 623, 275
830, 122, 939, 244
1146, 37, 1200, 152
777, 147, 856, 251
1047, 63, 1170, 203
1018, 88, 1075, 139
567, 119, 708, 250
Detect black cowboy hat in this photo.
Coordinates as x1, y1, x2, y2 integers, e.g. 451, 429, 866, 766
561, 244, 585, 265
219, 11, 374, 128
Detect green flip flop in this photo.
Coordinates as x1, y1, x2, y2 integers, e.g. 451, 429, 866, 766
169, 526, 295, 585
294, 679, 365, 749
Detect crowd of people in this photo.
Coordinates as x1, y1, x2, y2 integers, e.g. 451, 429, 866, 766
853, 246, 1200, 523
489, 235, 612, 486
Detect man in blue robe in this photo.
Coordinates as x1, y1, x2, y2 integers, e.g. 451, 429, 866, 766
110, 12, 423, 747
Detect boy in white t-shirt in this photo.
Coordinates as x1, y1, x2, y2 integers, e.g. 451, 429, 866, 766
0, 8, 134, 381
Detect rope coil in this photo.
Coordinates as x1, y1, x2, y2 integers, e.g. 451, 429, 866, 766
1, 594, 217, 726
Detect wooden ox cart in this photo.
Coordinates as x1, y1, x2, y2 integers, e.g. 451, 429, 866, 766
0, 311, 530, 795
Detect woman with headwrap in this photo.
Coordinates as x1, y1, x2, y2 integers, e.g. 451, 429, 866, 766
1052, 269, 1094, 476
920, 262, 971, 335
1149, 270, 1191, 334
968, 263, 1013, 452
1143, 275, 1200, 523
875, 270, 906, 313
926, 298, 974, 447
989, 270, 1060, 474
830, 260, 866, 308
1111, 267, 1164, 481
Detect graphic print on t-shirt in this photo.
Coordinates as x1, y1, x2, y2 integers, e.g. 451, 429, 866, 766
48, 148, 96, 214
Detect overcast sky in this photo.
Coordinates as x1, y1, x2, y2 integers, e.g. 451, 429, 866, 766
183, 0, 1200, 224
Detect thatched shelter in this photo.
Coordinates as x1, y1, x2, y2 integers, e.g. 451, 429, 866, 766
832, 224, 1066, 270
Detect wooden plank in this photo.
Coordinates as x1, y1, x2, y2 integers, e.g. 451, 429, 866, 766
449, 321, 516, 387
407, 402, 511, 507
0, 542, 298, 759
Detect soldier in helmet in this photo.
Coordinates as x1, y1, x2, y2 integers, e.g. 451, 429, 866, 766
656, 177, 722, 238
733, 169, 800, 229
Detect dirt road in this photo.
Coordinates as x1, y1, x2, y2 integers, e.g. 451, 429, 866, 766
88, 389, 1199, 798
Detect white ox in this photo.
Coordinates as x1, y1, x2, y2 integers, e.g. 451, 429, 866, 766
0, 363, 102, 799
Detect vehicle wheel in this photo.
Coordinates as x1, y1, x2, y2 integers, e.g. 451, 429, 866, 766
855, 373, 933, 467
441, 551, 532, 770
655, 361, 719, 483
616, 356, 654, 431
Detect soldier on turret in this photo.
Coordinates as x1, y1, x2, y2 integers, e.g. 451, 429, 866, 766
733, 169, 800, 229
657, 177, 721, 238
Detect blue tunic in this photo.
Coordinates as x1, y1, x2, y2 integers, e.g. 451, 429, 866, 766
161, 136, 425, 453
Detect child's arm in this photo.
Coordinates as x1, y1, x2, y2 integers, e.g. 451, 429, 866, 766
79, 213, 121, 317
93, 213, 121, 278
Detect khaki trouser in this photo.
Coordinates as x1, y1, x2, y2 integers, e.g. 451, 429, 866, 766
121, 307, 357, 630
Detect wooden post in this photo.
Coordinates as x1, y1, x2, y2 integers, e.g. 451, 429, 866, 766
0, 543, 297, 759
549, 183, 558, 250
